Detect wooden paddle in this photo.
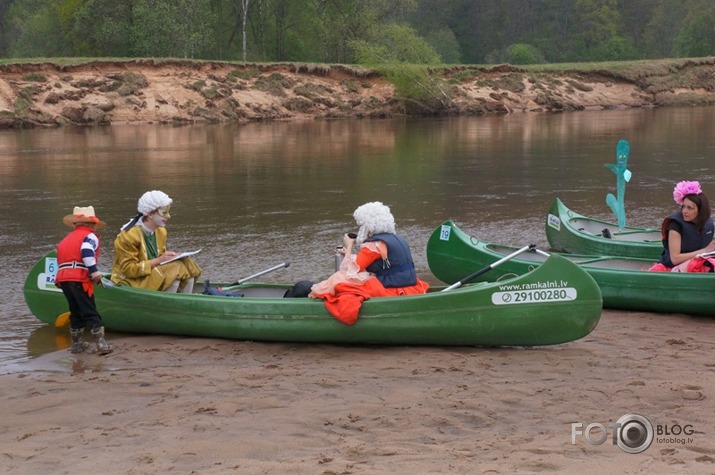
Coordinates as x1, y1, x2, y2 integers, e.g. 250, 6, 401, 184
441, 245, 540, 292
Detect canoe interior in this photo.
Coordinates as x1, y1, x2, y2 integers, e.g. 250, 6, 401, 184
545, 198, 663, 259
577, 258, 656, 271
484, 244, 656, 271
176, 281, 288, 298
168, 281, 451, 297
567, 217, 662, 243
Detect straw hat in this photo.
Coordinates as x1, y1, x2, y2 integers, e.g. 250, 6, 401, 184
62, 206, 106, 229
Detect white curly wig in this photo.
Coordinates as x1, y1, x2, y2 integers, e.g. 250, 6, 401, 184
137, 190, 172, 216
353, 201, 396, 244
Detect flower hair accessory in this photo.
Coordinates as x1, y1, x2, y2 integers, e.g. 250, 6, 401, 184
673, 180, 702, 205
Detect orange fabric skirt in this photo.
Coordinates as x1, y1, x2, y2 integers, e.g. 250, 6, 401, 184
311, 276, 430, 325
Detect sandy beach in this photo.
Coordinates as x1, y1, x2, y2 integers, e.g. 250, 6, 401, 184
1, 309, 713, 474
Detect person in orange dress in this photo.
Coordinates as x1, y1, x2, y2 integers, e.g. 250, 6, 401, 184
310, 201, 429, 324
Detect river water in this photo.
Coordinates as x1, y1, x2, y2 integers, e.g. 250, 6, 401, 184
2, 106, 714, 368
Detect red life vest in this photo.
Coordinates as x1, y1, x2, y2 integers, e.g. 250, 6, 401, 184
56, 226, 101, 283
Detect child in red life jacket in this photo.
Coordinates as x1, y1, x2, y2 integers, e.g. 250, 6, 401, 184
55, 206, 112, 355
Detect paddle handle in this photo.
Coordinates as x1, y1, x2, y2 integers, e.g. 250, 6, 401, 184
225, 262, 291, 288
441, 244, 535, 292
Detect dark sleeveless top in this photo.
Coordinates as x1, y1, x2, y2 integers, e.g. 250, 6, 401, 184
658, 212, 714, 267
364, 233, 417, 288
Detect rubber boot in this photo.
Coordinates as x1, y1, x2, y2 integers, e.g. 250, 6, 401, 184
70, 328, 89, 353
91, 326, 112, 355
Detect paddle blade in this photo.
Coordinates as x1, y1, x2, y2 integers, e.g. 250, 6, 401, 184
54, 311, 70, 328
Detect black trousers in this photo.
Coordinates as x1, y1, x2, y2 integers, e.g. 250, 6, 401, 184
59, 281, 103, 330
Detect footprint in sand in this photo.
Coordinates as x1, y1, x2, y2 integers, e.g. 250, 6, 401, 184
679, 385, 704, 401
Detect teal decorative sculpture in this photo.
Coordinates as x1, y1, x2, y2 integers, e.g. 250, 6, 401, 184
605, 139, 631, 229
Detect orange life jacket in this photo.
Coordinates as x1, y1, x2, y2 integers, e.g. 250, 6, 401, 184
56, 226, 101, 283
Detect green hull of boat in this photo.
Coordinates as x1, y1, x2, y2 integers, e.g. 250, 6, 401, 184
24, 251, 602, 347
545, 197, 662, 259
429, 220, 715, 316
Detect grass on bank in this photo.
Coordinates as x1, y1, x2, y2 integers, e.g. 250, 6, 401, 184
2, 55, 714, 72
3, 55, 714, 90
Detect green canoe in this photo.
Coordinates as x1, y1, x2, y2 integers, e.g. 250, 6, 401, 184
546, 197, 662, 259
24, 250, 602, 347
429, 220, 715, 316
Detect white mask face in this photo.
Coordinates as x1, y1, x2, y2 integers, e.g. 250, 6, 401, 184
151, 212, 167, 228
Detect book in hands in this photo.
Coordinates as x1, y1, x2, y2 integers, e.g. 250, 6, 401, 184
696, 250, 715, 259
160, 249, 202, 265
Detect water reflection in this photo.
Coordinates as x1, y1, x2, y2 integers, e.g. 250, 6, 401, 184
3, 106, 715, 367
26, 325, 70, 356
26, 326, 110, 374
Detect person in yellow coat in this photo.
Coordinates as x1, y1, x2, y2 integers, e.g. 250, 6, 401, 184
111, 190, 202, 293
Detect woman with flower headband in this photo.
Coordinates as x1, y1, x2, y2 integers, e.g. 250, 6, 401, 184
652, 180, 715, 272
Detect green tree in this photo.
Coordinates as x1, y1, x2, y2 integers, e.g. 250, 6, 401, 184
410, 0, 457, 34
449, 0, 504, 64
641, 0, 685, 58
0, 0, 18, 57
7, 0, 75, 57
354, 23, 441, 65
221, 0, 301, 62
571, 0, 621, 60
267, 0, 289, 60
73, 0, 134, 57
130, 0, 215, 58
236, 0, 253, 62
618, 0, 651, 55
674, 1, 715, 57
425, 27, 461, 64
592, 35, 638, 61
2, 0, 715, 64
265, 1, 323, 61
310, 0, 375, 63
353, 23, 447, 114
491, 43, 546, 65
308, 0, 418, 63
